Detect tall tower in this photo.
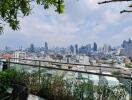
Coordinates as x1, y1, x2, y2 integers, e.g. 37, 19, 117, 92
93, 42, 97, 52
70, 45, 74, 54
45, 42, 48, 54
29, 43, 35, 53
75, 44, 79, 54
87, 44, 92, 53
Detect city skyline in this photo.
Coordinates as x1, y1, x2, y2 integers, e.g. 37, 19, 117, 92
0, 0, 132, 48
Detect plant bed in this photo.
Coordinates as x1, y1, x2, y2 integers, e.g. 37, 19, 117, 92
0, 70, 15, 99
0, 93, 10, 100
0, 69, 130, 100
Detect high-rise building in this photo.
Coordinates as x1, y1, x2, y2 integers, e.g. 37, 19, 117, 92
70, 45, 74, 54
13, 51, 26, 62
4, 46, 10, 53
29, 43, 35, 53
93, 42, 97, 52
122, 40, 127, 48
79, 46, 87, 54
108, 45, 112, 52
122, 39, 132, 57
102, 44, 109, 54
75, 44, 79, 54
98, 44, 111, 54
87, 44, 92, 53
78, 44, 92, 55
45, 42, 48, 53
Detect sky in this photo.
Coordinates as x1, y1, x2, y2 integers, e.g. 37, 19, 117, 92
0, 0, 132, 49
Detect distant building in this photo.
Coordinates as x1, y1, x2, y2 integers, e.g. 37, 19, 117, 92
79, 55, 90, 65
122, 39, 132, 57
45, 42, 48, 54
65, 55, 72, 63
93, 42, 97, 52
124, 57, 130, 64
79, 46, 87, 54
29, 44, 35, 53
13, 51, 26, 62
75, 44, 79, 54
98, 44, 109, 54
59, 48, 66, 55
70, 45, 74, 54
79, 44, 92, 55
4, 46, 11, 53
1, 54, 13, 59
103, 44, 109, 54
87, 44, 92, 53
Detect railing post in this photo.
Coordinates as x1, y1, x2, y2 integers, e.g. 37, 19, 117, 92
98, 65, 102, 100
8, 58, 10, 68
2, 58, 10, 71
39, 60, 41, 87
130, 72, 132, 100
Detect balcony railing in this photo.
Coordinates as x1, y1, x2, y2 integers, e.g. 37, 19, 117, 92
0, 58, 132, 100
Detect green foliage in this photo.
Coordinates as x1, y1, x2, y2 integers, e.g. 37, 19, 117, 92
111, 70, 121, 75
73, 80, 95, 100
0, 0, 64, 33
0, 69, 129, 100
11, 69, 42, 94
125, 64, 132, 68
95, 84, 127, 100
0, 70, 15, 97
39, 75, 74, 100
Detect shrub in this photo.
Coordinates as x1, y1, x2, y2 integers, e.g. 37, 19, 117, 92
0, 70, 15, 97
0, 69, 128, 100
111, 70, 121, 75
125, 64, 132, 68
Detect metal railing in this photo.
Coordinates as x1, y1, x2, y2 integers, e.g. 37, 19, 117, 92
0, 58, 131, 78
0, 58, 132, 100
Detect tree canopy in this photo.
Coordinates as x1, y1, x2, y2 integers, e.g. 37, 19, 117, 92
0, 0, 64, 33
98, 0, 132, 13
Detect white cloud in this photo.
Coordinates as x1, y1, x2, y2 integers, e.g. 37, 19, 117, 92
84, 0, 100, 10
103, 10, 121, 25
1, 0, 132, 48
111, 26, 132, 45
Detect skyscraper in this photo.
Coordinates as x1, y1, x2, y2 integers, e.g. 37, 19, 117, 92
79, 46, 87, 54
122, 39, 132, 57
29, 43, 35, 53
102, 44, 109, 54
93, 42, 97, 52
75, 44, 79, 54
70, 45, 74, 54
87, 44, 92, 53
45, 42, 48, 53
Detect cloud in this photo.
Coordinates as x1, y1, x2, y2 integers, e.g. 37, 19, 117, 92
103, 11, 121, 24
0, 0, 132, 49
84, 0, 100, 10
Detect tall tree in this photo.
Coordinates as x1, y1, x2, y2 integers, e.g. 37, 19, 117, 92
0, 0, 64, 33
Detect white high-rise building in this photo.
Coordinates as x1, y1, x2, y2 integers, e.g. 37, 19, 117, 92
13, 51, 26, 62
98, 44, 109, 54
102, 44, 109, 54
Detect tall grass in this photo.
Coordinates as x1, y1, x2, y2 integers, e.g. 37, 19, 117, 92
0, 69, 128, 100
